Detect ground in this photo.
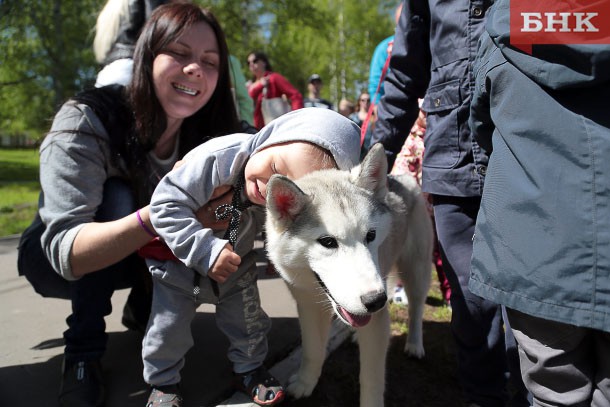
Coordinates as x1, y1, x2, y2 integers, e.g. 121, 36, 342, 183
282, 281, 466, 407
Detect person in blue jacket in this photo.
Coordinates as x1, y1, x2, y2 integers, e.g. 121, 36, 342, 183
469, 0, 610, 404
367, 3, 402, 105
370, 1, 530, 406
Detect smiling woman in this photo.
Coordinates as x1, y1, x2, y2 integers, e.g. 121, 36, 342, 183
152, 19, 221, 142
16, 3, 240, 407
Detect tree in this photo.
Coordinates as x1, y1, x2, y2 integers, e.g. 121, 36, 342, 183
0, 0, 396, 139
0, 0, 99, 138
207, 0, 396, 105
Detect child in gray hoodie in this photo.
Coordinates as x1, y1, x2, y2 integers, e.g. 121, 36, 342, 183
143, 108, 361, 406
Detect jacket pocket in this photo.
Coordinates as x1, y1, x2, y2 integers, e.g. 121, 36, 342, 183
421, 79, 463, 169
422, 79, 460, 113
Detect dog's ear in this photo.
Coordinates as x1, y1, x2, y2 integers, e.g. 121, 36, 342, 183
266, 175, 307, 225
354, 143, 388, 197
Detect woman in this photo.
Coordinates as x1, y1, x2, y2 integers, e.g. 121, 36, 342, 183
17, 4, 239, 406
348, 91, 374, 158
246, 51, 303, 129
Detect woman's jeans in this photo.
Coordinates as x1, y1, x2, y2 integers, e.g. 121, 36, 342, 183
18, 178, 151, 362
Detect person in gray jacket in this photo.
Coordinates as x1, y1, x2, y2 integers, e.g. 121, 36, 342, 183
469, 0, 610, 405
143, 108, 361, 406
17, 4, 239, 406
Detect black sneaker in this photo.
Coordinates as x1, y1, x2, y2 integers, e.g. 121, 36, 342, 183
58, 359, 105, 407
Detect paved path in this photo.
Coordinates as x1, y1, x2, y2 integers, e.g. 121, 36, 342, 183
0, 235, 349, 406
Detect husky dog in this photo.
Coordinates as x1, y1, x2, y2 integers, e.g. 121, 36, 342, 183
265, 143, 433, 407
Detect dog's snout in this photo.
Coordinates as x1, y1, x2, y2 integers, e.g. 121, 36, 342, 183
361, 291, 388, 312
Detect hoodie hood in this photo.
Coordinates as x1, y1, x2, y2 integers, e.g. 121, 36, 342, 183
486, 0, 610, 89
248, 108, 361, 170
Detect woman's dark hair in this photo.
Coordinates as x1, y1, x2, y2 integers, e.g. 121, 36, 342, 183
248, 51, 272, 79
130, 3, 240, 155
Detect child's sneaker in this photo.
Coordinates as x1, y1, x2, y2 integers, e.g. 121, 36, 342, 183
233, 366, 285, 406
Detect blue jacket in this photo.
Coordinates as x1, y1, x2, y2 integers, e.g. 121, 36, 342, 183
469, 0, 610, 332
371, 0, 492, 197
368, 35, 393, 105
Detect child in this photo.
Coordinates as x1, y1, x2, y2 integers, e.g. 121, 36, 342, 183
143, 108, 361, 406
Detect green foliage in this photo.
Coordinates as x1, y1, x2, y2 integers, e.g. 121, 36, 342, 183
1, 0, 397, 140
0, 0, 100, 139
184, 0, 396, 103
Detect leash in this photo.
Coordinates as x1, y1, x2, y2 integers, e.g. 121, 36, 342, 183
360, 40, 393, 147
192, 173, 252, 297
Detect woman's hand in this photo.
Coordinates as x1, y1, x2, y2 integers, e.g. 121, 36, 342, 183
172, 160, 233, 231
196, 185, 233, 231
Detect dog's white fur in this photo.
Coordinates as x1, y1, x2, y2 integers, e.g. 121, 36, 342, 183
265, 143, 433, 407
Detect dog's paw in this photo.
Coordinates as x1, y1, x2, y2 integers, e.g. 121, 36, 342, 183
404, 342, 425, 359
287, 373, 317, 398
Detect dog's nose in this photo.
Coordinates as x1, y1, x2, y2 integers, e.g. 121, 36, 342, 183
361, 291, 388, 312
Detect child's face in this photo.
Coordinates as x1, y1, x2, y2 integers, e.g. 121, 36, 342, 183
244, 142, 334, 205
153, 21, 219, 124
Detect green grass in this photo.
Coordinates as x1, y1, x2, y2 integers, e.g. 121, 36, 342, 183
389, 270, 452, 335
0, 148, 40, 236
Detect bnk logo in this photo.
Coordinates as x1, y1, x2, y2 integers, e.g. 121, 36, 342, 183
510, 0, 610, 54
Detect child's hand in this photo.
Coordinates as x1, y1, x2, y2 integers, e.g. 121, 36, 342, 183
209, 243, 241, 283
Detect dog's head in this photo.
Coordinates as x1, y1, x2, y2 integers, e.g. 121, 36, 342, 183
265, 144, 394, 328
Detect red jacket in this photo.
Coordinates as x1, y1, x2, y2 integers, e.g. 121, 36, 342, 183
248, 71, 303, 129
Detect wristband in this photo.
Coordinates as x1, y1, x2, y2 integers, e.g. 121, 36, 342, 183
136, 209, 157, 238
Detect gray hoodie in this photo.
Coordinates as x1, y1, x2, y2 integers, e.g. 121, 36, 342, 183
149, 108, 361, 279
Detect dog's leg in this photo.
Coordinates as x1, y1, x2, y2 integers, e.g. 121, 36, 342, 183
399, 254, 431, 358
404, 280, 427, 358
287, 286, 333, 399
399, 254, 432, 358
357, 306, 390, 407
400, 201, 433, 358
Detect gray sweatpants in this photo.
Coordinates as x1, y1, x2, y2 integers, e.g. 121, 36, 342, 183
142, 251, 271, 387
507, 309, 610, 407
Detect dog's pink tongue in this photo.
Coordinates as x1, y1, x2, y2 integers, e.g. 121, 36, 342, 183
340, 307, 371, 327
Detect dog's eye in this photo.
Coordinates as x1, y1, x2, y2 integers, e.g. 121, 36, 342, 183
317, 236, 338, 249
365, 230, 376, 243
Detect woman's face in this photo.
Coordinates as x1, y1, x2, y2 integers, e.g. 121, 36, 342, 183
358, 93, 371, 111
247, 54, 266, 78
244, 142, 333, 206
153, 21, 219, 122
